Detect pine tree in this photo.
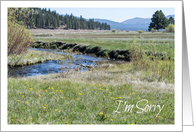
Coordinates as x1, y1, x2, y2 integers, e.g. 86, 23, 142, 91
148, 10, 168, 31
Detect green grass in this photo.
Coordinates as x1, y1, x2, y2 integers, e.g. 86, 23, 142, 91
34, 38, 174, 52
8, 49, 70, 67
33, 31, 174, 57
7, 31, 175, 124
8, 77, 174, 124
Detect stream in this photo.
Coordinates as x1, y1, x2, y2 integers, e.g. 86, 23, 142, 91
8, 48, 107, 77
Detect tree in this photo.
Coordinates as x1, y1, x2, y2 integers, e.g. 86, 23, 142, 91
168, 17, 174, 25
148, 10, 168, 31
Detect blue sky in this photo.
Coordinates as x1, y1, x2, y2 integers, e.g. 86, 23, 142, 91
46, 8, 174, 22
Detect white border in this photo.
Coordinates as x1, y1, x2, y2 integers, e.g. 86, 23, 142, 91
1, 1, 182, 131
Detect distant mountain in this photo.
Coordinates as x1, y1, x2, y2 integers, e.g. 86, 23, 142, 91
166, 15, 175, 19
121, 17, 151, 25
90, 15, 174, 31
91, 18, 151, 31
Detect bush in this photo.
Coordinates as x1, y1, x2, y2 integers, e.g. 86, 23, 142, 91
156, 29, 158, 32
126, 30, 129, 32
111, 29, 116, 33
168, 23, 174, 32
137, 30, 144, 33
165, 27, 169, 33
118, 29, 121, 32
151, 28, 154, 33
8, 21, 33, 56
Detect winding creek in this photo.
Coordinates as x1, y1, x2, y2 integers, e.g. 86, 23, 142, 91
8, 48, 108, 77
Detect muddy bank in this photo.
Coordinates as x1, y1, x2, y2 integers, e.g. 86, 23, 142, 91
32, 41, 170, 61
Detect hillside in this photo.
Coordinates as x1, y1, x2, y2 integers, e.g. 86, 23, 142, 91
91, 15, 174, 31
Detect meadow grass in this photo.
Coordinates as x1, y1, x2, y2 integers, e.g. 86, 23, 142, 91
8, 49, 71, 67
8, 76, 174, 124
7, 30, 175, 124
33, 37, 174, 54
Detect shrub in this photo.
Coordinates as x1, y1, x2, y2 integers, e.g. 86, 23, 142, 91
168, 23, 175, 32
137, 30, 144, 33
151, 28, 154, 33
111, 29, 116, 33
126, 30, 129, 32
165, 27, 169, 33
118, 29, 121, 32
156, 29, 158, 32
8, 21, 33, 56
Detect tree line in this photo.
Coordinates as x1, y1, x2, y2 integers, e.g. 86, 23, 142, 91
9, 8, 111, 30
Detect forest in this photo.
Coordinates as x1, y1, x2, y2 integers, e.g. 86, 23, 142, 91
10, 8, 111, 30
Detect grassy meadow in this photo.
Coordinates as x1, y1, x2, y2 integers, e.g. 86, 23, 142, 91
8, 30, 174, 124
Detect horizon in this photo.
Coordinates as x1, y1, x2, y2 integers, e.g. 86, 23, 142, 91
44, 8, 174, 22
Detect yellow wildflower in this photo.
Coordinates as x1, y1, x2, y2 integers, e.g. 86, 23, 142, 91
56, 90, 58, 92
31, 118, 33, 120
77, 98, 79, 100
139, 97, 141, 99
22, 95, 24, 97
17, 100, 19, 102
65, 121, 68, 124
131, 123, 134, 125
53, 97, 55, 98
99, 112, 103, 115
55, 109, 57, 111
118, 97, 122, 99
20, 92, 22, 94
109, 92, 111, 93
123, 95, 125, 96
44, 107, 46, 109
79, 93, 82, 95
44, 104, 46, 106
132, 93, 135, 94
45, 90, 47, 92
26, 102, 28, 104
38, 95, 41, 97
111, 119, 113, 121
99, 88, 102, 90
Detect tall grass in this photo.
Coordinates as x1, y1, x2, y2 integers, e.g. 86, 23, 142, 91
130, 38, 174, 83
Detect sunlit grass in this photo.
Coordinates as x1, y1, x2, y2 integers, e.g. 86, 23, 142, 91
8, 78, 174, 124
8, 49, 71, 67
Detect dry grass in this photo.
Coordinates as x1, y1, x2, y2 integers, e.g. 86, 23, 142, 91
27, 63, 174, 94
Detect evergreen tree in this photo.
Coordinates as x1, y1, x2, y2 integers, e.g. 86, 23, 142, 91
148, 10, 168, 31
168, 17, 174, 25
